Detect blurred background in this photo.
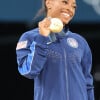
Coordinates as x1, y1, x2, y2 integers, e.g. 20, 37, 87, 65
0, 0, 100, 100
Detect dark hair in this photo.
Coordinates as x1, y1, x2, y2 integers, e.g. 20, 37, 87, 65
29, 0, 47, 28
34, 0, 47, 20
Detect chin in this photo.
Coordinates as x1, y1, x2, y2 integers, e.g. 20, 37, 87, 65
61, 18, 70, 24
63, 20, 69, 25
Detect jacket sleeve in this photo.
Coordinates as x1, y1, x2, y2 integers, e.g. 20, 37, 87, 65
81, 42, 95, 100
16, 33, 48, 79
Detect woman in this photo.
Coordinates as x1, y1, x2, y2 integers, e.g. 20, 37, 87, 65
16, 0, 95, 100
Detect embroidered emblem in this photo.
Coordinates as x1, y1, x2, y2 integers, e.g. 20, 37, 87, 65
16, 40, 28, 50
67, 38, 78, 48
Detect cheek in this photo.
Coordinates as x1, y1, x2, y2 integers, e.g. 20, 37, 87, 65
50, 11, 60, 17
50, 6, 61, 17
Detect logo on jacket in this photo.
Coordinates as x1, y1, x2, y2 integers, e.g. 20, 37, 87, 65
67, 38, 78, 48
16, 40, 28, 50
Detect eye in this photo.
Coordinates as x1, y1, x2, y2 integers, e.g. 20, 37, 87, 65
73, 5, 77, 9
62, 0, 68, 4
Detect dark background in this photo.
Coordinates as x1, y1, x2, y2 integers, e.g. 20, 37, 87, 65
0, 0, 100, 100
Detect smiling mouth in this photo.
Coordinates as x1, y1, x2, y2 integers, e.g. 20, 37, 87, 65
63, 12, 69, 15
61, 12, 70, 18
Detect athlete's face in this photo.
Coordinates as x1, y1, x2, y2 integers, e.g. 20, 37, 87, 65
46, 0, 77, 25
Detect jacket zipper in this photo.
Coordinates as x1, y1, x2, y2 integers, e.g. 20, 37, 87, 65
64, 47, 69, 100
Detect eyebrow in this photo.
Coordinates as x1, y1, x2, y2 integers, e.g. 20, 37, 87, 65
63, 0, 76, 4
73, 3, 77, 6
73, 2, 76, 4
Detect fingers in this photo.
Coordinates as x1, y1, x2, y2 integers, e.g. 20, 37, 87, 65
39, 18, 51, 28
38, 17, 51, 37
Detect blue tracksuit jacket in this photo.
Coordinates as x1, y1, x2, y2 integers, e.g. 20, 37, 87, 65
16, 27, 94, 100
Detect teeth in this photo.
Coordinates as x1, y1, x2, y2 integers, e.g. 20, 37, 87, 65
62, 13, 70, 17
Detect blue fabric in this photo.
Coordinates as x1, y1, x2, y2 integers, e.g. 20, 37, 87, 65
16, 28, 94, 100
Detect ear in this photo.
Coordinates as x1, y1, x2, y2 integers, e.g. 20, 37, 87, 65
45, 0, 52, 9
